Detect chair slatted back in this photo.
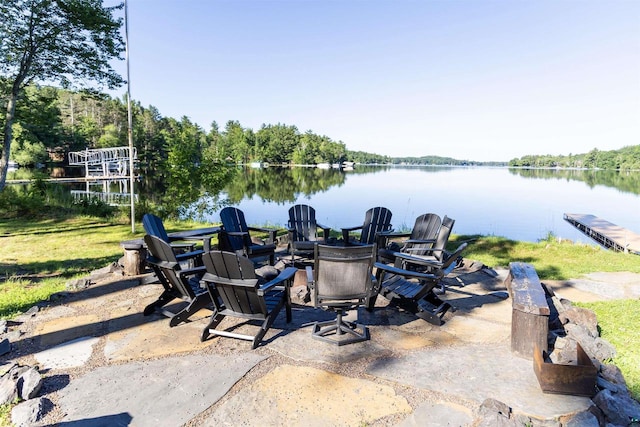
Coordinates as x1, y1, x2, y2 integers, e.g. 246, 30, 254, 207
405, 213, 442, 255
359, 207, 393, 245
219, 207, 251, 252
142, 213, 170, 242
288, 204, 320, 242
201, 251, 267, 317
432, 216, 455, 262
313, 244, 375, 302
144, 234, 196, 299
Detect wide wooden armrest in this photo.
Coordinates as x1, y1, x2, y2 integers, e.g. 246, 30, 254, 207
341, 225, 362, 242
175, 249, 204, 261
404, 238, 436, 245
374, 262, 439, 281
146, 256, 177, 270
168, 241, 197, 249
258, 267, 298, 294
225, 231, 250, 237
200, 272, 259, 288
178, 265, 206, 278
180, 235, 216, 251
248, 226, 279, 243
316, 223, 331, 238
380, 231, 411, 240
392, 252, 443, 269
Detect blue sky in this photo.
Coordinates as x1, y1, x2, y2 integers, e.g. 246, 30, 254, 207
111, 0, 640, 162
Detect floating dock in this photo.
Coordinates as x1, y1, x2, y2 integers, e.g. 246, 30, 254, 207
563, 213, 640, 255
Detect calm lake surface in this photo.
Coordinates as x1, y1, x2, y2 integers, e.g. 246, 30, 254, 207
201, 166, 640, 245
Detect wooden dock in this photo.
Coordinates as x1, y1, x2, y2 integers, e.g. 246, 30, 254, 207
564, 213, 640, 255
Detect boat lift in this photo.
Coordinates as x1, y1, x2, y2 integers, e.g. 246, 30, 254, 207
68, 146, 138, 206
68, 146, 137, 179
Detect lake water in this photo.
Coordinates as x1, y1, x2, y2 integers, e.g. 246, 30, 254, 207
201, 166, 640, 245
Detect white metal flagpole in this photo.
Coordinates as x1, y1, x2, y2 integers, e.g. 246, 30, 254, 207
125, 0, 135, 233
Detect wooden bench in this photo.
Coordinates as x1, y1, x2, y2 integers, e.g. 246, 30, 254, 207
504, 262, 550, 359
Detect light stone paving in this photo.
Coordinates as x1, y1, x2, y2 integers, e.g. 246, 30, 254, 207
56, 352, 267, 427
34, 336, 100, 369
202, 365, 413, 426
11, 264, 640, 426
366, 342, 594, 420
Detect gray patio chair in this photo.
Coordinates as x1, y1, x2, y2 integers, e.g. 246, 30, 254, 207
306, 244, 377, 345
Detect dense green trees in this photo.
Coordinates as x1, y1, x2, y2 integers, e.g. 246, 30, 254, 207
509, 146, 640, 170
0, 0, 125, 190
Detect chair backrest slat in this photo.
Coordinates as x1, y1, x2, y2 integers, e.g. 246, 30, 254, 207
143, 213, 170, 242
201, 251, 266, 316
407, 213, 442, 255
288, 204, 318, 242
432, 216, 455, 262
360, 207, 392, 245
220, 207, 251, 252
144, 234, 196, 299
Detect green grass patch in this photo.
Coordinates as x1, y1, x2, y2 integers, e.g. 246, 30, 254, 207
452, 234, 640, 280
0, 215, 216, 317
0, 403, 11, 427
576, 299, 640, 401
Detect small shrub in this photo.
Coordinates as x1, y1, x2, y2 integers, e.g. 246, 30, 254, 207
71, 196, 115, 218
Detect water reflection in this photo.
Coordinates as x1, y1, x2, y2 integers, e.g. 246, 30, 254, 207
8, 165, 640, 244
200, 166, 640, 244
70, 180, 137, 206
509, 168, 640, 195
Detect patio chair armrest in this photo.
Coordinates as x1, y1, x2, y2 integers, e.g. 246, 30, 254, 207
175, 249, 204, 261
225, 231, 250, 237
146, 255, 178, 270
377, 229, 402, 236
248, 226, 279, 244
316, 223, 331, 238
168, 242, 197, 251
180, 235, 216, 251
258, 267, 298, 294
392, 252, 444, 269
404, 238, 436, 245
341, 225, 362, 232
178, 265, 206, 278
374, 262, 440, 281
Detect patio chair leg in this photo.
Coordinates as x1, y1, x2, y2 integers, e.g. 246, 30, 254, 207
143, 291, 174, 316
168, 293, 213, 327
201, 313, 225, 342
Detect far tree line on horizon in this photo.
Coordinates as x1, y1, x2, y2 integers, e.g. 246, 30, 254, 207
5, 83, 640, 171
1, 0, 639, 196
5, 84, 640, 172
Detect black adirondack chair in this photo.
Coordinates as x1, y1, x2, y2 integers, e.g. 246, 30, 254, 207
378, 213, 442, 263
200, 250, 297, 349
218, 207, 278, 265
341, 206, 393, 247
287, 204, 331, 265
369, 242, 468, 325
142, 213, 203, 254
143, 235, 213, 326
307, 244, 377, 345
